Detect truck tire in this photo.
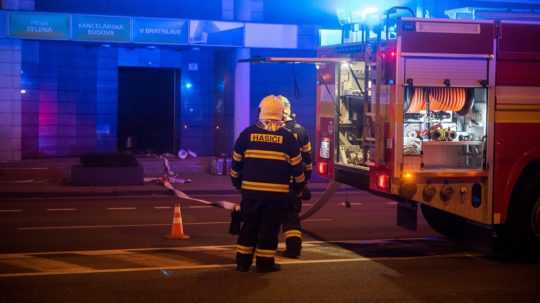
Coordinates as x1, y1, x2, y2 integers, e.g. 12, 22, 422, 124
496, 172, 540, 257
421, 204, 465, 240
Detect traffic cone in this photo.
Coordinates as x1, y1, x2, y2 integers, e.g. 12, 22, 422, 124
166, 203, 190, 240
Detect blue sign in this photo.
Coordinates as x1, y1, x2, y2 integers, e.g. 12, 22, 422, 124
72, 15, 130, 42
9, 12, 70, 40
133, 18, 188, 45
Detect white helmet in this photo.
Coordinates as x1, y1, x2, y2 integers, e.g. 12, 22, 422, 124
258, 95, 285, 121
279, 95, 293, 121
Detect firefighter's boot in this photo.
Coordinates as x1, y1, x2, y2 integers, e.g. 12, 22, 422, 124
284, 237, 302, 258
256, 257, 281, 273
283, 229, 302, 258
236, 252, 253, 272
236, 245, 254, 272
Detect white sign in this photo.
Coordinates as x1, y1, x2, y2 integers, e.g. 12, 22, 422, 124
416, 22, 481, 35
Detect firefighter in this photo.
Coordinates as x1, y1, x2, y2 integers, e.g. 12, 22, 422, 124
279, 96, 313, 258
230, 95, 306, 273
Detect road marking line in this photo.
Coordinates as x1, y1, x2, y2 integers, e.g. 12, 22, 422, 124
4, 190, 362, 201
0, 256, 92, 273
47, 208, 77, 212
186, 221, 232, 225
16, 218, 333, 231
0, 252, 481, 278
17, 222, 224, 231
9, 195, 175, 201
0, 237, 444, 257
0, 209, 22, 213
107, 207, 136, 211
187, 206, 213, 209
154, 206, 172, 210
18, 223, 165, 231
107, 252, 199, 268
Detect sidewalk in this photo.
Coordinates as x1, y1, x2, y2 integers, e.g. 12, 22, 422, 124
0, 157, 331, 199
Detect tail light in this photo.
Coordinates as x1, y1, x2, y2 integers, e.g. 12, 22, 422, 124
318, 161, 328, 176
377, 174, 389, 190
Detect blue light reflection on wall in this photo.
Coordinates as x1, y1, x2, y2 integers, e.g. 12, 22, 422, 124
250, 48, 317, 146
96, 124, 111, 136
0, 12, 6, 38
319, 29, 342, 46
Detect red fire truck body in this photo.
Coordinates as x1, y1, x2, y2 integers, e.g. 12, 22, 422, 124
313, 18, 540, 247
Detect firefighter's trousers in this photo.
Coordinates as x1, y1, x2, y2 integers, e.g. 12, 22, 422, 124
236, 196, 287, 270
282, 197, 302, 257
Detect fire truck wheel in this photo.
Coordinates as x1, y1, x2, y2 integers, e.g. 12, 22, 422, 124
532, 197, 540, 241
420, 204, 465, 240
496, 172, 540, 257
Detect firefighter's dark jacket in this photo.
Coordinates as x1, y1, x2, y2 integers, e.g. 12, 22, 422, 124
230, 122, 306, 199
284, 120, 313, 181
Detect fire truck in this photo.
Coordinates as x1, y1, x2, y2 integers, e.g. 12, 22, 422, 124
255, 17, 540, 253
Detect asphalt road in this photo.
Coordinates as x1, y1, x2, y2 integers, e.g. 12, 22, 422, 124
0, 191, 539, 303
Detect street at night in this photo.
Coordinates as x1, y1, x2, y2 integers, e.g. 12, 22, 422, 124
1, 191, 539, 303
2, 0, 540, 302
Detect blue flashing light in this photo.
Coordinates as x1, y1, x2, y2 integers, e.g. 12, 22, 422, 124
336, 8, 351, 25
184, 82, 193, 89
360, 6, 380, 19
352, 6, 381, 25
337, 5, 382, 26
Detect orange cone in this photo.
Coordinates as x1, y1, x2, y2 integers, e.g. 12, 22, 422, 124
166, 203, 190, 240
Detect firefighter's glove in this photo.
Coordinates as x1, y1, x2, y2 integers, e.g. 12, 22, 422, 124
293, 183, 305, 198
301, 186, 311, 201
305, 170, 312, 182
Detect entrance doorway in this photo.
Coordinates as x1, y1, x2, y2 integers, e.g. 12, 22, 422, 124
118, 67, 179, 154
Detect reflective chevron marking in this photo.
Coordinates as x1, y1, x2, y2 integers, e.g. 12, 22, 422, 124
0, 237, 480, 278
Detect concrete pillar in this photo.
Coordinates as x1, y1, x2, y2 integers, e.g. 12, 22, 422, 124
231, 0, 262, 141
234, 48, 250, 140
0, 39, 22, 161
0, 0, 34, 161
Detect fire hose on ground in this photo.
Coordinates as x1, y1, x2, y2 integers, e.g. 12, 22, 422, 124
154, 156, 341, 233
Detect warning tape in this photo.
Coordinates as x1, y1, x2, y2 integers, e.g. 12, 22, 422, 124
161, 177, 239, 211
157, 155, 338, 218
158, 155, 239, 211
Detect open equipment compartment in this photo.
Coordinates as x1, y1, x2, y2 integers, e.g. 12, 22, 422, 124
336, 60, 375, 169
402, 86, 488, 171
